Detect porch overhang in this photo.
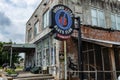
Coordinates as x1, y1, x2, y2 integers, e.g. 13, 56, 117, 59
2, 44, 36, 53
72, 36, 120, 47
82, 37, 120, 47
2, 44, 36, 67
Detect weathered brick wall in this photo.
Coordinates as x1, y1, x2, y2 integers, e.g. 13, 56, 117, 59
81, 26, 120, 42
59, 38, 78, 65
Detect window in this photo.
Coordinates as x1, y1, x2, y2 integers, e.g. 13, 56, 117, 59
117, 16, 120, 30
36, 42, 43, 66
43, 10, 50, 28
28, 28, 32, 41
98, 11, 105, 27
111, 14, 117, 29
34, 21, 39, 36
91, 9, 98, 26
111, 14, 120, 30
36, 36, 56, 68
91, 9, 105, 28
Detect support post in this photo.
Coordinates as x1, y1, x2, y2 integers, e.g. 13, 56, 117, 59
75, 17, 83, 80
64, 40, 67, 80
10, 47, 12, 67
109, 48, 117, 80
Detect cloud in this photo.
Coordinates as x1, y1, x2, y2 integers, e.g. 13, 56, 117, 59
4, 0, 27, 8
0, 0, 42, 43
0, 33, 8, 42
0, 12, 11, 26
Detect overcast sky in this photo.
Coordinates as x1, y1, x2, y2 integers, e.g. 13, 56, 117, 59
0, 0, 41, 43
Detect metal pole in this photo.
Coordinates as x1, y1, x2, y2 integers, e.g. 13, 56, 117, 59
64, 40, 67, 80
76, 17, 83, 80
10, 47, 12, 67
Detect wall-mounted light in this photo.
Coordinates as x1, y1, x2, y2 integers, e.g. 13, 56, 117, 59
28, 23, 31, 26
43, 2, 47, 6
43, 0, 49, 6
35, 14, 38, 18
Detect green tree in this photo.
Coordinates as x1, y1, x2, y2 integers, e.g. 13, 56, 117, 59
0, 41, 21, 67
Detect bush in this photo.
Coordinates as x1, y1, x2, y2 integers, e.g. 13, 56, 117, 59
5, 69, 17, 74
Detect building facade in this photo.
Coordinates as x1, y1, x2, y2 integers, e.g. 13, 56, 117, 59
25, 0, 120, 80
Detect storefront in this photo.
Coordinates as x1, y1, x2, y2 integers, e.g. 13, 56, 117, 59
25, 0, 120, 79
66, 37, 120, 80
35, 34, 57, 75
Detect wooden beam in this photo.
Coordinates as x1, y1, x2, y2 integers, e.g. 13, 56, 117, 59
82, 38, 113, 47
109, 48, 117, 80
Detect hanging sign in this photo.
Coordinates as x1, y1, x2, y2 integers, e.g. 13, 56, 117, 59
50, 4, 74, 40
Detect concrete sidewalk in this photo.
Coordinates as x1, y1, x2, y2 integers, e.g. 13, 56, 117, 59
1, 69, 54, 80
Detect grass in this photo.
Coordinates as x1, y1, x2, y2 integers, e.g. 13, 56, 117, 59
15, 66, 24, 71
16, 66, 23, 69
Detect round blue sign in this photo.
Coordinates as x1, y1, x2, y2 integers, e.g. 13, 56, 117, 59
55, 10, 73, 30
50, 4, 74, 40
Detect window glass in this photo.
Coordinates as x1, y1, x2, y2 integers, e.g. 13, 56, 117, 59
46, 48, 50, 65
91, 9, 105, 28
91, 9, 97, 17
28, 28, 32, 41
98, 11, 105, 27
111, 14, 116, 29
117, 16, 120, 30
43, 10, 49, 28
91, 9, 97, 26
34, 21, 39, 36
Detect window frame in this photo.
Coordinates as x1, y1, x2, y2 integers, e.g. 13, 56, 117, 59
111, 13, 117, 30
34, 20, 39, 37
43, 9, 50, 29
28, 28, 32, 41
117, 15, 120, 30
111, 13, 120, 30
91, 8, 106, 28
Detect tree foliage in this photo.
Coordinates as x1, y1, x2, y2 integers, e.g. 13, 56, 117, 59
0, 41, 21, 67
